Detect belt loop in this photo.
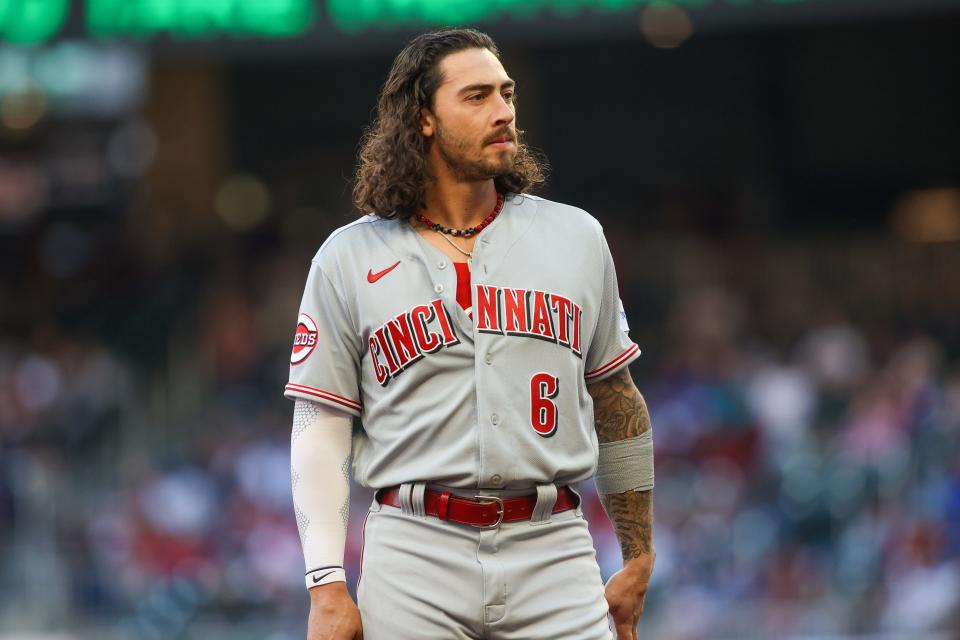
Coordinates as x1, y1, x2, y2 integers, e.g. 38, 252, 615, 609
569, 483, 584, 516
370, 487, 384, 513
437, 491, 451, 520
411, 481, 427, 518
530, 483, 558, 525
398, 483, 414, 515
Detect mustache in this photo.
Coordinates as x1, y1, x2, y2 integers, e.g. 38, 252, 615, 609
485, 130, 516, 145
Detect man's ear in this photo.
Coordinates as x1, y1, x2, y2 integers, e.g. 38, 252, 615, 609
419, 106, 435, 138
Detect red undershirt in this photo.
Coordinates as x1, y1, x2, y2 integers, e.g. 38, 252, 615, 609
454, 261, 471, 312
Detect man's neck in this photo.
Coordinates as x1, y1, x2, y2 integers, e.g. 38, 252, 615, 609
421, 180, 498, 230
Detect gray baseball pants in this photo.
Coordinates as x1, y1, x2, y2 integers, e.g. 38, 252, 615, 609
356, 481, 615, 639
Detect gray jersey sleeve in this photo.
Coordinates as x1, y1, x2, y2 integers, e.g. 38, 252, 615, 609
584, 223, 641, 382
284, 259, 363, 417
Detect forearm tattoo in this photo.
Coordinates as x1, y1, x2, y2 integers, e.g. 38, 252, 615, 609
599, 490, 654, 560
588, 367, 655, 560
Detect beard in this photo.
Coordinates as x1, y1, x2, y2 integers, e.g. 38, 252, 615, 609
434, 117, 514, 182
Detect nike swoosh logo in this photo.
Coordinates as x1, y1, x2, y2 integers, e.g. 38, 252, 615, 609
367, 260, 401, 283
312, 570, 335, 584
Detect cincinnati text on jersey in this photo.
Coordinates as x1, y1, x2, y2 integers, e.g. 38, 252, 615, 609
370, 286, 583, 387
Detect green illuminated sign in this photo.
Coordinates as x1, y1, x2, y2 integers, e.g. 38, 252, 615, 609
327, 0, 806, 32
0, 0, 68, 45
86, 0, 316, 39
0, 0, 824, 44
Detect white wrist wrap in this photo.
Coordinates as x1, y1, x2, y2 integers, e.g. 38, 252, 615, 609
291, 399, 353, 589
594, 430, 655, 495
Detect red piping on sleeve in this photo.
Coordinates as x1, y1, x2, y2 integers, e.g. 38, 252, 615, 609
284, 383, 362, 412
584, 343, 640, 380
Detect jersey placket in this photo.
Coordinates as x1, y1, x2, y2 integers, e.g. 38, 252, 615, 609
411, 238, 475, 339
470, 233, 512, 489
398, 207, 516, 490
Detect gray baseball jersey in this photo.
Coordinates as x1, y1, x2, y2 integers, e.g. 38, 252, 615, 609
284, 192, 640, 490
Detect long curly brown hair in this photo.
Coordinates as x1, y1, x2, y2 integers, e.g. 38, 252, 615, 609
352, 28, 548, 221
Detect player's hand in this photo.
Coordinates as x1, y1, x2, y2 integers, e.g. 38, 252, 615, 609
604, 549, 655, 640
307, 582, 364, 640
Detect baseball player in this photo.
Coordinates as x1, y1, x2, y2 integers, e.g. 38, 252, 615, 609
287, 28, 656, 640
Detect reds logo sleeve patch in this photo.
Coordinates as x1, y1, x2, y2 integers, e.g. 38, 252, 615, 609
291, 313, 319, 365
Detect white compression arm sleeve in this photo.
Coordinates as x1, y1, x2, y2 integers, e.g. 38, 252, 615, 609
290, 399, 353, 590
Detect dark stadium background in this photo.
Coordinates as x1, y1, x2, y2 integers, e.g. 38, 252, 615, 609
1, 1, 959, 638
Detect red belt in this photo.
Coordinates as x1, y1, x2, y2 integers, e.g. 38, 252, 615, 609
376, 485, 579, 528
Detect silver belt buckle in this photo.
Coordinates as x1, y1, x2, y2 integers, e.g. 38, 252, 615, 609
473, 495, 505, 529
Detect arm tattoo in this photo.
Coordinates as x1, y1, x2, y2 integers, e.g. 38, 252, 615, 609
599, 490, 654, 559
588, 367, 655, 560
587, 367, 651, 442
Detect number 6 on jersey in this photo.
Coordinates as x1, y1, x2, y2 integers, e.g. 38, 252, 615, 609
530, 372, 560, 437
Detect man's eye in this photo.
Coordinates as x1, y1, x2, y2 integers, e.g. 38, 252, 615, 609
504, 92, 515, 101
469, 95, 484, 102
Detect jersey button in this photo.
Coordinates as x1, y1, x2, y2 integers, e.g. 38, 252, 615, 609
438, 259, 447, 269
484, 353, 493, 365
434, 283, 444, 293
490, 474, 502, 486
490, 413, 500, 425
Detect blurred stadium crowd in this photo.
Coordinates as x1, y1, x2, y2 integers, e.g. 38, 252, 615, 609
1, 209, 958, 638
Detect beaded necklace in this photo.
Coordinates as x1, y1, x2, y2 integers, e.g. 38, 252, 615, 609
416, 192, 505, 237
416, 192, 505, 268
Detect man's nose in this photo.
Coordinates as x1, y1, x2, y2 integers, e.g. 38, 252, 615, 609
492, 93, 514, 125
